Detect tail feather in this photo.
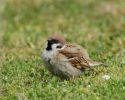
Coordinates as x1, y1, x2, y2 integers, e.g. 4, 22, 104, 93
87, 60, 108, 67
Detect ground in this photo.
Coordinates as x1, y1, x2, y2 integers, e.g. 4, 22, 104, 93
0, 0, 125, 100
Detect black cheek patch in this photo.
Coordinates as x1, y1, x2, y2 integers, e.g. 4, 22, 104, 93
56, 45, 62, 49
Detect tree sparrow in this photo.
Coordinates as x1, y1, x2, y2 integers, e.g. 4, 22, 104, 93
42, 34, 107, 78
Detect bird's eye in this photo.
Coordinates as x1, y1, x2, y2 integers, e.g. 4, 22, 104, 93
52, 40, 59, 43
47, 39, 59, 44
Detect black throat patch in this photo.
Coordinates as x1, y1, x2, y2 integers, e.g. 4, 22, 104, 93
46, 42, 52, 51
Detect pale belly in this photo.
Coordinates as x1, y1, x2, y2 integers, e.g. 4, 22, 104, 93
42, 50, 82, 78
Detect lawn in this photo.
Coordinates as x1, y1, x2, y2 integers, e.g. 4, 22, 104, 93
0, 0, 125, 100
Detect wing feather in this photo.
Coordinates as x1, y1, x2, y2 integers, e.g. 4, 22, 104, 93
59, 44, 91, 70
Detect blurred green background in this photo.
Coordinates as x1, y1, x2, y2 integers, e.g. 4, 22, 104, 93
0, 0, 125, 100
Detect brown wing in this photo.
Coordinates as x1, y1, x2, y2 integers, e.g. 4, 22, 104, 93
66, 43, 90, 59
59, 44, 91, 70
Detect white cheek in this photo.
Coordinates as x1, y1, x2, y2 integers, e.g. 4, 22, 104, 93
51, 44, 59, 50
52, 44, 65, 50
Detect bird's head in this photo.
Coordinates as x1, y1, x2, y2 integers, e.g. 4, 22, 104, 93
46, 34, 66, 51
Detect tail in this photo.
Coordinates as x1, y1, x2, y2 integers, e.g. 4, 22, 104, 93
87, 60, 108, 67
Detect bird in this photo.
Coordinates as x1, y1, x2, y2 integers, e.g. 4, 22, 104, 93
42, 34, 108, 79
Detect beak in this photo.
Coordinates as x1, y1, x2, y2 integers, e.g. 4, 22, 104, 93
47, 38, 52, 43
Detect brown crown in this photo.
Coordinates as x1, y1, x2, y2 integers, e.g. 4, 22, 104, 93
50, 34, 66, 46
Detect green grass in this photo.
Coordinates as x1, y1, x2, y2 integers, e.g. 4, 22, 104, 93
0, 0, 125, 100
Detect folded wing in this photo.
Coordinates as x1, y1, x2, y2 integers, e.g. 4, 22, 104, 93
59, 43, 108, 71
